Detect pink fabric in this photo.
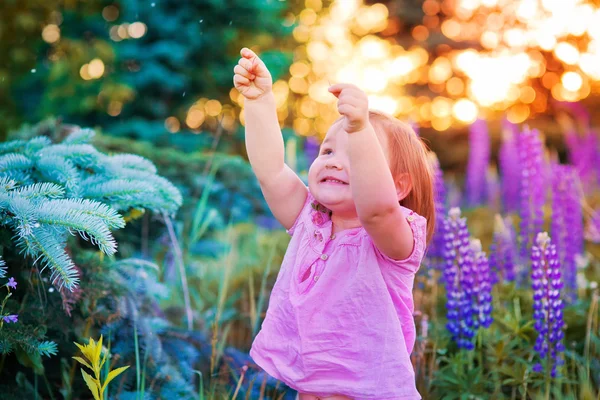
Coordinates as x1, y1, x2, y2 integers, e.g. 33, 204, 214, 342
250, 192, 426, 399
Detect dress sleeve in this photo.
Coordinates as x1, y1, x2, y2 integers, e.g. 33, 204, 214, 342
285, 188, 313, 236
372, 207, 428, 274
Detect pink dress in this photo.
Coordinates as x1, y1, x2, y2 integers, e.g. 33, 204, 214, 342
250, 192, 426, 399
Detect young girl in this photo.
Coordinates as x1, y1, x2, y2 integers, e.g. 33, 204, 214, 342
233, 47, 435, 400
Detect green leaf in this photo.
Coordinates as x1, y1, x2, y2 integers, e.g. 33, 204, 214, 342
11, 182, 65, 200
106, 153, 157, 173
36, 201, 118, 255
81, 369, 101, 400
34, 155, 80, 196
15, 347, 44, 375
101, 366, 130, 393
37, 340, 58, 357
0, 153, 33, 173
18, 227, 79, 289
62, 128, 96, 145
42, 198, 125, 229
100, 348, 109, 370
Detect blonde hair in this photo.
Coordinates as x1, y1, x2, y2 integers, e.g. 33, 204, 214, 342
367, 110, 436, 244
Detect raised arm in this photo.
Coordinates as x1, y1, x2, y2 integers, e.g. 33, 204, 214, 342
234, 48, 307, 229
328, 84, 414, 260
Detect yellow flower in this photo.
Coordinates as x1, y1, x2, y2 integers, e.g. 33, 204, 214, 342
73, 336, 129, 400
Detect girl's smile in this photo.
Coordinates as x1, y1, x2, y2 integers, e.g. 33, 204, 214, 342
319, 175, 349, 185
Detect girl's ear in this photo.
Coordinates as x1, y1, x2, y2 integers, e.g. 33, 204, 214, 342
395, 173, 412, 202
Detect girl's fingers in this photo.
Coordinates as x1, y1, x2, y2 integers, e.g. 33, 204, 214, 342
234, 64, 255, 79
233, 74, 250, 86
238, 58, 253, 72
337, 104, 357, 116
239, 51, 270, 77
328, 83, 359, 95
338, 95, 367, 109
241, 47, 258, 59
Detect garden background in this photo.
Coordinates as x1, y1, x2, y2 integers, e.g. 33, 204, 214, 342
0, 0, 599, 398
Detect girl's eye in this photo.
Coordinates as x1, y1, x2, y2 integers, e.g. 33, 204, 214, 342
321, 148, 332, 155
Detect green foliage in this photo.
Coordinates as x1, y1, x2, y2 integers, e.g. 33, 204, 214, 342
1, 0, 296, 148
0, 323, 59, 378
0, 120, 187, 399
0, 125, 181, 289
9, 119, 271, 236
96, 257, 211, 400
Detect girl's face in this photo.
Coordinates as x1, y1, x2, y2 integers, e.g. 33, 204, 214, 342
307, 121, 391, 214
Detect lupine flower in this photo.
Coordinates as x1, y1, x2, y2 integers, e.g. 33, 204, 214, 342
557, 102, 599, 188
517, 127, 545, 263
7, 277, 17, 289
426, 153, 447, 263
551, 165, 583, 300
564, 130, 599, 193
470, 239, 493, 328
531, 232, 565, 377
2, 315, 18, 323
498, 119, 520, 212
486, 166, 502, 213
489, 215, 517, 283
465, 119, 490, 207
442, 208, 494, 350
304, 136, 320, 166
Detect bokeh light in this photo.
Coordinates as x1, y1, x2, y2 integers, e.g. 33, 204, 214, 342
233, 0, 600, 139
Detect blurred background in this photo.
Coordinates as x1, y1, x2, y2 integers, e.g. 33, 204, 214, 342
1, 0, 600, 399
3, 0, 600, 167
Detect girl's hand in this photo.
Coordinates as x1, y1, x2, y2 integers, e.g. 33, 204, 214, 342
328, 83, 369, 133
233, 47, 272, 100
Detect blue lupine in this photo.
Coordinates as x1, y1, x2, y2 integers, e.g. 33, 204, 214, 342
465, 119, 490, 207
551, 165, 583, 300
471, 239, 493, 328
498, 119, 520, 212
531, 232, 565, 378
443, 208, 494, 350
517, 127, 545, 263
489, 215, 517, 283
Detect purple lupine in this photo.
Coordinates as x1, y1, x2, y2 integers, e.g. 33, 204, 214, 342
2, 315, 18, 323
564, 130, 599, 193
531, 232, 565, 378
556, 102, 599, 188
465, 119, 490, 207
517, 127, 546, 264
551, 165, 583, 300
489, 215, 517, 283
498, 119, 521, 213
442, 208, 494, 350
426, 153, 447, 263
304, 136, 320, 166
